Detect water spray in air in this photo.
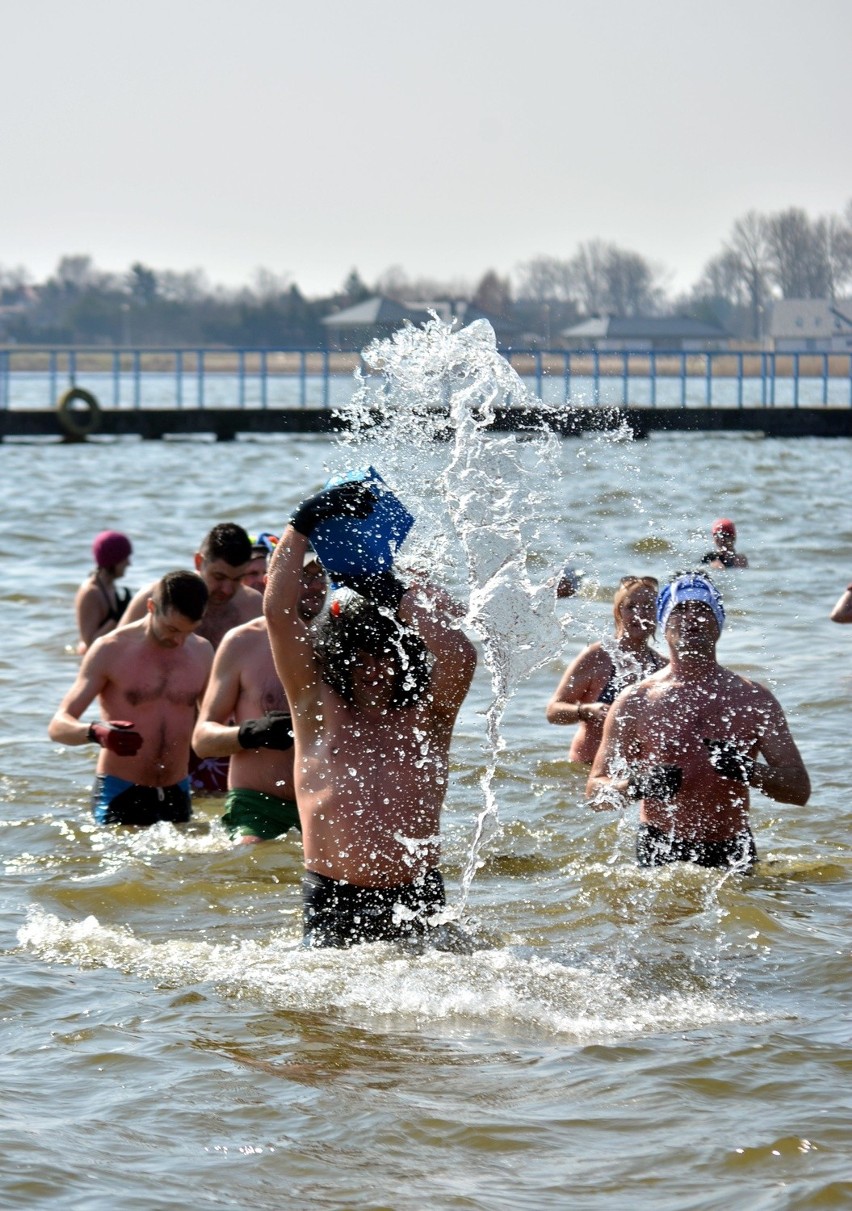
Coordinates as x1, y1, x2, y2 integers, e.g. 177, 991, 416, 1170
334, 316, 569, 907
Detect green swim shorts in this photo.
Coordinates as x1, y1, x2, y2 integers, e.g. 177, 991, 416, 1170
220, 787, 301, 841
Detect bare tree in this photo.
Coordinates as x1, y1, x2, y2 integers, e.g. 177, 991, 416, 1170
567, 240, 666, 316
604, 249, 665, 316
55, 255, 98, 292
765, 207, 830, 298
726, 212, 773, 338
820, 212, 852, 300
374, 266, 473, 303
157, 269, 210, 303
250, 267, 292, 301
514, 255, 575, 302
695, 248, 748, 307
471, 269, 512, 316
569, 240, 610, 315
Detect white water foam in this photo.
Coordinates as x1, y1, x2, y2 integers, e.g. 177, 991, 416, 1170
17, 908, 768, 1043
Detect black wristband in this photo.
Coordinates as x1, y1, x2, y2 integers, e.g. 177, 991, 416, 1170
87, 722, 97, 744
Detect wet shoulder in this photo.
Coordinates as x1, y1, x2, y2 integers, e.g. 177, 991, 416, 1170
235, 585, 264, 621
571, 641, 611, 674
220, 614, 267, 651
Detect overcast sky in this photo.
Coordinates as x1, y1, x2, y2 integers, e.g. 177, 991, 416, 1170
2, 0, 850, 298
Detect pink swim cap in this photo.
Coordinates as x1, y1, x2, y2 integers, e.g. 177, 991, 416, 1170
92, 530, 132, 568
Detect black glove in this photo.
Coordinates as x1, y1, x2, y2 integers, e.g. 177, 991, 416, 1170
289, 482, 376, 538
626, 763, 683, 801
237, 711, 294, 751
335, 571, 407, 611
703, 738, 754, 784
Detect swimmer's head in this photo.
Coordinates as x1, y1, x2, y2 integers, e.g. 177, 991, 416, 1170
92, 530, 132, 571
313, 592, 430, 709
199, 523, 253, 567
250, 531, 279, 557
243, 532, 280, 594
613, 575, 658, 635
711, 518, 736, 542
657, 572, 725, 634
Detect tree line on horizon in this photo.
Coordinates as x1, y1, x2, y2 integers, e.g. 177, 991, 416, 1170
1, 200, 850, 348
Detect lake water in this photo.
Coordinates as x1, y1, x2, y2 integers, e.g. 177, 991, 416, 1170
1, 419, 850, 1209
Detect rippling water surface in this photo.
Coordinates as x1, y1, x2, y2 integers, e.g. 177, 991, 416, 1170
2, 378, 851, 1207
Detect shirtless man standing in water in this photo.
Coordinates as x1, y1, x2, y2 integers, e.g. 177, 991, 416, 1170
192, 550, 327, 844
264, 482, 477, 947
122, 523, 262, 792
49, 571, 213, 826
587, 573, 810, 871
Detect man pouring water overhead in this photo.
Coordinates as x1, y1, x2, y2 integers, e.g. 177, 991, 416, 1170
264, 470, 477, 947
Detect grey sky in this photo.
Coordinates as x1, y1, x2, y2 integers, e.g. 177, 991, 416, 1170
2, 0, 850, 297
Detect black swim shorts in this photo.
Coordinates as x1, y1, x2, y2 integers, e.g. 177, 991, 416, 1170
636, 823, 757, 873
302, 868, 446, 948
91, 775, 192, 827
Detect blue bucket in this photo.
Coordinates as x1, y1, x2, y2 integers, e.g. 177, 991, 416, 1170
310, 467, 414, 577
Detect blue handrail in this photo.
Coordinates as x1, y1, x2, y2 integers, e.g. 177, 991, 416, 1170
0, 346, 851, 411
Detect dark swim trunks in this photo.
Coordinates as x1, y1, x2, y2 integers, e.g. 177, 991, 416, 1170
636, 823, 757, 872
302, 868, 446, 948
91, 774, 192, 827
220, 787, 300, 841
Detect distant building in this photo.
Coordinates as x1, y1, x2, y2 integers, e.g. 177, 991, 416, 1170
560, 314, 729, 351
768, 299, 852, 353
320, 294, 522, 351
320, 296, 431, 350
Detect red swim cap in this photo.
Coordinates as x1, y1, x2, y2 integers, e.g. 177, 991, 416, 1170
92, 530, 132, 568
711, 518, 736, 539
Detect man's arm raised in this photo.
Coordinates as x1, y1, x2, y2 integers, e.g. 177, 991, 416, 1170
263, 526, 319, 711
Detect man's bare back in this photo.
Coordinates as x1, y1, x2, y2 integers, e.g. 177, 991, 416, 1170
294, 680, 450, 885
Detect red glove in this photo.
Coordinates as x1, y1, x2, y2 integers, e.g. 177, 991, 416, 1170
88, 720, 143, 756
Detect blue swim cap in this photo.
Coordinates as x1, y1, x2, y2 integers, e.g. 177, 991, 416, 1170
657, 573, 725, 633
250, 531, 279, 556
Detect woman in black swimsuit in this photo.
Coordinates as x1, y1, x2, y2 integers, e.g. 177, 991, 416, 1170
546, 575, 667, 764
75, 530, 133, 654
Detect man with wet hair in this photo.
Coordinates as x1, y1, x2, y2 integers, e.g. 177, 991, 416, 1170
121, 522, 263, 650
586, 572, 810, 872
264, 482, 477, 947
192, 550, 327, 844
49, 571, 214, 827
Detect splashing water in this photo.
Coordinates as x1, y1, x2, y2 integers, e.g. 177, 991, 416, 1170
333, 317, 573, 905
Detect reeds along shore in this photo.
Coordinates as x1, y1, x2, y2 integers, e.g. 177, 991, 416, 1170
2, 348, 851, 380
